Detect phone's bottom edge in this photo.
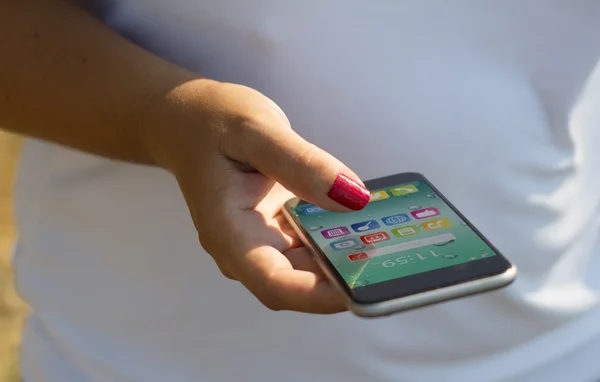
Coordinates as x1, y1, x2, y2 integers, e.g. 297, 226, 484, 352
347, 265, 517, 318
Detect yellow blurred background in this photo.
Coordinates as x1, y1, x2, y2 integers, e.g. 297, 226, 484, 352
0, 131, 26, 382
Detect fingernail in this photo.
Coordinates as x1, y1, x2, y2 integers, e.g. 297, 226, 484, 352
327, 174, 370, 210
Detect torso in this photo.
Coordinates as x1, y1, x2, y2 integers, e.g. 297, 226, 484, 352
14, 1, 600, 381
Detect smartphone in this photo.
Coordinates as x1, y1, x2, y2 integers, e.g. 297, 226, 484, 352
282, 172, 516, 317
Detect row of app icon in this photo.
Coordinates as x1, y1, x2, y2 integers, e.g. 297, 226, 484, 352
369, 184, 418, 202
299, 184, 421, 215
328, 218, 452, 252
321, 207, 441, 239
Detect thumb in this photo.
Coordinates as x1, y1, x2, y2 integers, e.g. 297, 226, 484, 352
229, 124, 370, 212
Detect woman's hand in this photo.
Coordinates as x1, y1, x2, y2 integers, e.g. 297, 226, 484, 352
0, 0, 369, 314
147, 80, 370, 313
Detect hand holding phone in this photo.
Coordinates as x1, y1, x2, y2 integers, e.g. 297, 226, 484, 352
283, 172, 517, 317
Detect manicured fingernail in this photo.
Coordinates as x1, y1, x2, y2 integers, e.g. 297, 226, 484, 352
327, 174, 370, 210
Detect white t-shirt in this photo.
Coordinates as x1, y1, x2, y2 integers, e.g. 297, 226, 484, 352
13, 1, 600, 381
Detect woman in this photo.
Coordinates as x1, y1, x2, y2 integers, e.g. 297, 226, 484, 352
2, 1, 600, 381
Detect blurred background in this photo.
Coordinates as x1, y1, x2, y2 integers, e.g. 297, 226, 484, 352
0, 131, 26, 382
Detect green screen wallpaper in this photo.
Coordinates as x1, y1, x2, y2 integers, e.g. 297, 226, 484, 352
295, 181, 498, 288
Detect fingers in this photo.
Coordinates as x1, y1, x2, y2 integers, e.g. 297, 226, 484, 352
272, 214, 302, 249
243, 128, 370, 212
283, 246, 322, 274
218, 91, 370, 212
234, 246, 347, 314
253, 181, 295, 217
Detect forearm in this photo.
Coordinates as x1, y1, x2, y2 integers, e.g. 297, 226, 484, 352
0, 0, 200, 165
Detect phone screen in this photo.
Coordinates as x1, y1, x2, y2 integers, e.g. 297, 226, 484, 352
292, 180, 500, 289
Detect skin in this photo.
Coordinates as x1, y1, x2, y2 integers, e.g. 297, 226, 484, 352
0, 0, 371, 313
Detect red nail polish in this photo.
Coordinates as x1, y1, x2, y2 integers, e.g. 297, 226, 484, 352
327, 174, 370, 210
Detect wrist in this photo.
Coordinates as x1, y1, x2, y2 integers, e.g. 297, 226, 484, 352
140, 74, 222, 173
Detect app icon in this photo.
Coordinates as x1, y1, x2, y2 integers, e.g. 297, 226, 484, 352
321, 226, 350, 239
299, 204, 326, 214
390, 184, 418, 196
351, 220, 380, 233
411, 207, 440, 219
369, 190, 390, 202
391, 225, 420, 237
381, 213, 411, 226
361, 232, 391, 244
347, 252, 369, 262
330, 238, 360, 251
421, 218, 452, 231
